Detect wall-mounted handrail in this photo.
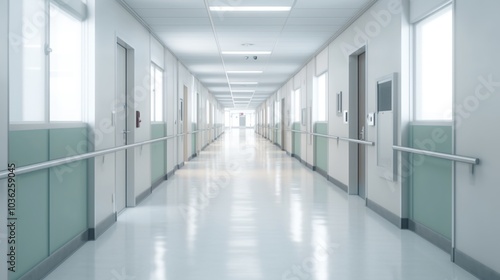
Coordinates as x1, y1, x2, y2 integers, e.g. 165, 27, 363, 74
0, 128, 226, 180
288, 129, 375, 146
392, 145, 479, 166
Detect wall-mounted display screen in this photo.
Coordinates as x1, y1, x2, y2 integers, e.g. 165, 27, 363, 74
377, 81, 392, 112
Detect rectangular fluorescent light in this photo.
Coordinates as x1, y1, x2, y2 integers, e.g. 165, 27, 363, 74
227, 71, 263, 74
222, 51, 272, 55
230, 82, 259, 85
210, 6, 291, 12
232, 90, 255, 93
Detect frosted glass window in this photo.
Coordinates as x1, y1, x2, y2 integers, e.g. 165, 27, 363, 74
293, 89, 301, 122
150, 64, 164, 122
50, 4, 83, 121
206, 100, 210, 124
314, 73, 328, 121
274, 101, 280, 125
9, 0, 47, 122
415, 6, 452, 121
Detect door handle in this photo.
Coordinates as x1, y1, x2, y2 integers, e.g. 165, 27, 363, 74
360, 126, 365, 140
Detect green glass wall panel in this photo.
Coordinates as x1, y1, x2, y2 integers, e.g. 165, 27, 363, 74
410, 124, 452, 239
9, 130, 49, 166
49, 127, 88, 253
314, 123, 328, 172
292, 122, 301, 156
192, 123, 197, 154
275, 123, 280, 146
9, 130, 50, 279
151, 123, 166, 182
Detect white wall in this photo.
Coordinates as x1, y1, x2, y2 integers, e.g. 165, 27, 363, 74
88, 0, 223, 227
454, 0, 500, 273
89, 0, 153, 224
165, 49, 177, 173
305, 60, 315, 166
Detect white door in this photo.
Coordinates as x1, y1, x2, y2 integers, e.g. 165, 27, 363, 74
115, 43, 127, 214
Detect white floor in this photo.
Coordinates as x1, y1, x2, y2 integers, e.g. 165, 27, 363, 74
44, 129, 477, 280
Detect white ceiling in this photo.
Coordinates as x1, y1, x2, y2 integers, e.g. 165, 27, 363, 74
124, 0, 376, 109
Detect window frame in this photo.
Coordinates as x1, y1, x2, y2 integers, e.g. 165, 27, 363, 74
9, 0, 87, 124
313, 72, 328, 122
150, 62, 165, 123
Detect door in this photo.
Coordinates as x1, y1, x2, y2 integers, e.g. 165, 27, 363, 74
357, 52, 366, 198
115, 43, 128, 214
281, 98, 285, 149
239, 115, 246, 127
183, 86, 188, 161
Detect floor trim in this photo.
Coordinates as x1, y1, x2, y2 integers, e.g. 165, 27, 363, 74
151, 174, 168, 191
455, 249, 500, 280
305, 162, 313, 170
18, 230, 88, 280
366, 198, 407, 229
136, 187, 151, 206
166, 169, 175, 179
408, 219, 451, 253
88, 213, 116, 240
315, 167, 328, 180
327, 175, 348, 193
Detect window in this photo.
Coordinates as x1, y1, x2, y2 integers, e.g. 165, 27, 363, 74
9, 0, 47, 122
292, 89, 301, 122
150, 64, 164, 122
9, 0, 86, 122
267, 105, 271, 125
314, 72, 328, 121
50, 4, 83, 121
274, 100, 280, 125
206, 100, 210, 124
414, 6, 453, 120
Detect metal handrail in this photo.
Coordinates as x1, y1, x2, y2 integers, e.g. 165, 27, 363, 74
288, 129, 375, 146
0, 129, 225, 179
392, 145, 479, 165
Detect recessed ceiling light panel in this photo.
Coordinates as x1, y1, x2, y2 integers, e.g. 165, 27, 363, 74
222, 51, 272, 55
232, 90, 255, 93
210, 6, 291, 12
230, 82, 259, 85
227, 71, 263, 74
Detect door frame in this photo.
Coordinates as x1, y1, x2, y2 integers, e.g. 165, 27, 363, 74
116, 38, 136, 209
348, 46, 367, 197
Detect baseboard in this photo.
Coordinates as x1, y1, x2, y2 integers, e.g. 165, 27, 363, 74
455, 249, 500, 280
366, 198, 407, 229
305, 162, 313, 170
151, 174, 168, 191
88, 213, 116, 240
315, 167, 328, 179
327, 175, 348, 193
18, 230, 88, 280
166, 169, 175, 179
408, 219, 451, 253
136, 187, 151, 206
286, 151, 291, 156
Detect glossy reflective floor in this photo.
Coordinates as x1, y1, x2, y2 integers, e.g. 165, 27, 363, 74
45, 129, 477, 280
